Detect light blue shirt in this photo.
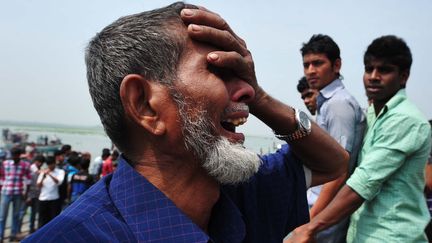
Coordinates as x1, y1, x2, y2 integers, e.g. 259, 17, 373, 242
317, 79, 365, 174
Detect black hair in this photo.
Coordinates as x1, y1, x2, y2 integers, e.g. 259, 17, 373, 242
60, 144, 72, 153
102, 148, 111, 156
68, 154, 81, 167
54, 150, 64, 157
46, 156, 56, 165
296, 76, 309, 93
33, 155, 46, 163
301, 34, 341, 65
10, 147, 22, 156
364, 35, 412, 73
80, 158, 90, 170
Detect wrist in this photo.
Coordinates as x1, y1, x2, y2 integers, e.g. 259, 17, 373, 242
249, 86, 267, 110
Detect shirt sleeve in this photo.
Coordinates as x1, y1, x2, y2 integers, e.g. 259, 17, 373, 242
57, 169, 66, 185
347, 115, 430, 201
37, 172, 44, 184
25, 162, 32, 185
325, 98, 358, 152
303, 166, 311, 188
0, 162, 4, 185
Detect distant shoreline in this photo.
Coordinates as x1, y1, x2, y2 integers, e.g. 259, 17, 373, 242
0, 120, 106, 136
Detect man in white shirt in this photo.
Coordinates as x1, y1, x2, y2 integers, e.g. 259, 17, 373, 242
37, 156, 65, 228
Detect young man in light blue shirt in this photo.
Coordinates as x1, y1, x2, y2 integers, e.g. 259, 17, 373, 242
300, 34, 365, 243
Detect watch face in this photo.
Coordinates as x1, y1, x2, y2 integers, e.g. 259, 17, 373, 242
299, 111, 311, 130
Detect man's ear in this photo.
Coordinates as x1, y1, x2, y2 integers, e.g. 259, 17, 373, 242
120, 74, 166, 136
400, 70, 409, 87
333, 58, 342, 74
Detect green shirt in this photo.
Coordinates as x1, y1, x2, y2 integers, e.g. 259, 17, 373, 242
346, 89, 431, 243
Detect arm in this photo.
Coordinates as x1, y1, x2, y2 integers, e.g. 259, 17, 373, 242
0, 162, 4, 187
37, 170, 46, 188
180, 8, 349, 186
249, 92, 348, 186
287, 113, 430, 241
46, 172, 59, 184
311, 99, 359, 216
309, 172, 347, 218
426, 157, 432, 192
23, 163, 32, 199
285, 185, 364, 243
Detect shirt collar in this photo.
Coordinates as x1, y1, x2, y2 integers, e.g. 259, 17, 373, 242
370, 89, 407, 118
383, 89, 406, 112
317, 79, 344, 108
109, 156, 245, 242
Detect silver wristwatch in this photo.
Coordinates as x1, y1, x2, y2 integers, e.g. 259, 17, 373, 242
275, 108, 312, 141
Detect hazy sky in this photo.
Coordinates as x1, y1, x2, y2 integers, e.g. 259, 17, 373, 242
1, 0, 431, 137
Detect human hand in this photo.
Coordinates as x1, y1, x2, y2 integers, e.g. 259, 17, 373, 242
180, 7, 264, 103
283, 224, 316, 243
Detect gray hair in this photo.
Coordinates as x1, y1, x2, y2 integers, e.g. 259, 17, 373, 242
85, 2, 186, 150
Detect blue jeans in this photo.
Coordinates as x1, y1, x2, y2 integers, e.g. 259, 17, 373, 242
0, 194, 23, 239
18, 198, 39, 232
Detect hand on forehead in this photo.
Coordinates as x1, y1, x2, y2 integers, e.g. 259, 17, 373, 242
179, 7, 259, 93
180, 7, 248, 56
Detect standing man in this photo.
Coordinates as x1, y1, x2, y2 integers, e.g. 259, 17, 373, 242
37, 156, 65, 228
25, 3, 348, 242
89, 148, 110, 181
287, 35, 432, 243
300, 34, 365, 242
0, 147, 31, 242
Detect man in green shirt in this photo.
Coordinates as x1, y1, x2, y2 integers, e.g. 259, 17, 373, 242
285, 36, 432, 242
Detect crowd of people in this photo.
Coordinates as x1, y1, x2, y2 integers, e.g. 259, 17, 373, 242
0, 1, 430, 242
0, 144, 118, 242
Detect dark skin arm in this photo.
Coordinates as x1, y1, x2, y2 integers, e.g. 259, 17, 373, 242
310, 172, 347, 218
284, 185, 364, 243
37, 169, 60, 188
180, 8, 349, 186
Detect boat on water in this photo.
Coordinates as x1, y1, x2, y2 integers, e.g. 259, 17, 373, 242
1, 128, 63, 154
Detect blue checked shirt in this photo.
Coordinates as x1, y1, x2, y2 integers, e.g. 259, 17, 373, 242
24, 144, 308, 242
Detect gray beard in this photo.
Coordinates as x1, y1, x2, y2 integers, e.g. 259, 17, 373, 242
177, 97, 262, 185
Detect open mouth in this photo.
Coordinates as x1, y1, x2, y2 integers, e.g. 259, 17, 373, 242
221, 117, 247, 133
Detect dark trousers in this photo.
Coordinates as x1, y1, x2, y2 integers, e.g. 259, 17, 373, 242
38, 199, 61, 228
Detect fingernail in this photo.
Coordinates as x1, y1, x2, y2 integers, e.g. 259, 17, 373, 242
190, 24, 202, 31
208, 53, 219, 61
182, 9, 193, 16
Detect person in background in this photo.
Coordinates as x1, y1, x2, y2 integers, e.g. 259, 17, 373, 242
89, 148, 110, 181
24, 3, 348, 242
60, 145, 72, 164
54, 150, 65, 169
296, 76, 323, 213
37, 156, 65, 228
0, 147, 31, 242
55, 150, 68, 210
18, 155, 44, 234
296, 76, 318, 116
101, 150, 119, 177
286, 35, 432, 243
299, 34, 365, 243
69, 157, 94, 204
